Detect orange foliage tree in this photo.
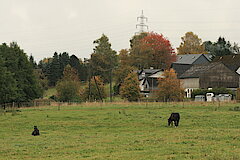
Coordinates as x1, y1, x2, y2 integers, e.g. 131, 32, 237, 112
157, 69, 184, 102
120, 72, 140, 102
177, 31, 206, 55
130, 32, 176, 69
114, 49, 135, 94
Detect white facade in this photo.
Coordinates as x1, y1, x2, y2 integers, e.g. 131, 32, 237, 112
181, 78, 199, 98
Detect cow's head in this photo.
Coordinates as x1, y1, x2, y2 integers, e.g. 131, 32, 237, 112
168, 118, 172, 126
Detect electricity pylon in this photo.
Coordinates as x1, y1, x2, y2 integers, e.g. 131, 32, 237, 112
136, 10, 148, 34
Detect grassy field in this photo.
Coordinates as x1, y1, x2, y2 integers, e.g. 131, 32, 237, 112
0, 102, 240, 160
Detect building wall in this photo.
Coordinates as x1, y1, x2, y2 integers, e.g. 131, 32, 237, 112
193, 55, 210, 65
181, 78, 200, 89
199, 63, 240, 88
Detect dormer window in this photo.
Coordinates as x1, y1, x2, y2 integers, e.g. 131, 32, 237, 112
142, 72, 145, 77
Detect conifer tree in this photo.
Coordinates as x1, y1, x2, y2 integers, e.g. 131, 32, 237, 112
48, 52, 61, 86
90, 34, 117, 82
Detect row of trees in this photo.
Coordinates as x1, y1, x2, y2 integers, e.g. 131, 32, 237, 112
177, 31, 240, 57
38, 52, 88, 86
1, 31, 239, 103
54, 63, 183, 102
39, 31, 239, 102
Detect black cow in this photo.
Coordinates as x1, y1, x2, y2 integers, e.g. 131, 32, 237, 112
168, 113, 180, 127
32, 126, 40, 136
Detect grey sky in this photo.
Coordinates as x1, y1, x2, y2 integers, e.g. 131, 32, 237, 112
0, 0, 239, 61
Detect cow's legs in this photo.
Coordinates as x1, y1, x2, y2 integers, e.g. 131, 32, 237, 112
175, 120, 179, 127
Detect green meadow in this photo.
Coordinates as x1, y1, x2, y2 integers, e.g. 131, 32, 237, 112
0, 102, 240, 160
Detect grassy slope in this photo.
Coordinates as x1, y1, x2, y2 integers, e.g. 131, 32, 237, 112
0, 102, 240, 160
43, 88, 57, 99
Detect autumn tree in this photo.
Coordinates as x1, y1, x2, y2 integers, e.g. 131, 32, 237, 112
114, 49, 135, 94
120, 72, 140, 102
84, 76, 106, 101
157, 69, 184, 102
129, 32, 176, 69
56, 65, 82, 102
129, 32, 147, 68
177, 31, 206, 55
90, 34, 118, 82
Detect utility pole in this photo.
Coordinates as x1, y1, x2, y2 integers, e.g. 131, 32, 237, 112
136, 10, 149, 34
87, 59, 92, 102
110, 68, 113, 102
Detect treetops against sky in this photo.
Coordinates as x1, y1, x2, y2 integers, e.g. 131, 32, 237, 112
0, 0, 239, 61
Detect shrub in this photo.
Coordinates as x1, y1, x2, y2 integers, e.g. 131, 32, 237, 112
120, 72, 140, 102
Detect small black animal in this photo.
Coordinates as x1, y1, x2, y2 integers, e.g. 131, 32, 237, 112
32, 126, 40, 136
168, 113, 180, 127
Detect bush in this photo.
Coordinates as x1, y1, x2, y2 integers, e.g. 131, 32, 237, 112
156, 69, 184, 102
191, 88, 233, 99
56, 80, 82, 102
120, 72, 140, 102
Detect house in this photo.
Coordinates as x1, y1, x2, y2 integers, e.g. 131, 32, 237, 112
137, 69, 164, 97
137, 69, 161, 81
179, 62, 240, 98
171, 54, 212, 78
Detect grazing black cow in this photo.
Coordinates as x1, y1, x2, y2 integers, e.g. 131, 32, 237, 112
32, 126, 40, 136
168, 113, 180, 127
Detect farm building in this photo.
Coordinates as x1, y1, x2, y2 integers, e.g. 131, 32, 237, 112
212, 54, 240, 74
179, 62, 240, 98
171, 54, 212, 78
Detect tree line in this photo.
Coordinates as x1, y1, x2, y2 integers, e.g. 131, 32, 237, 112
0, 42, 42, 104
0, 31, 239, 103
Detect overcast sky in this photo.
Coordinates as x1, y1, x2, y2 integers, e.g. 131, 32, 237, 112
0, 0, 239, 61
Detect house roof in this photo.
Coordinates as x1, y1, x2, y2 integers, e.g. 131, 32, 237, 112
173, 54, 212, 65
137, 69, 162, 80
148, 71, 164, 78
212, 54, 240, 72
179, 62, 221, 79
140, 69, 161, 74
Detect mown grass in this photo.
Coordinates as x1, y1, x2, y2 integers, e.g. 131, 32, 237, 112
0, 102, 240, 160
